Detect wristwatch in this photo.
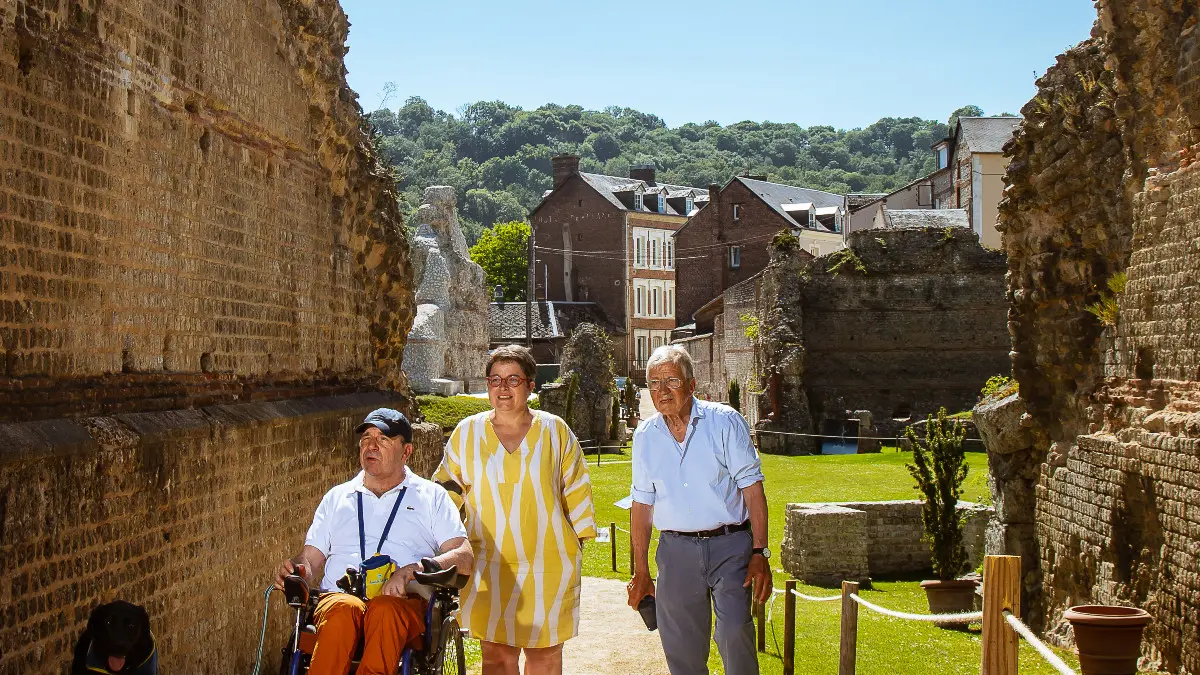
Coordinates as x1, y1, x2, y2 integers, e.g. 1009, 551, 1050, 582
752, 547, 771, 560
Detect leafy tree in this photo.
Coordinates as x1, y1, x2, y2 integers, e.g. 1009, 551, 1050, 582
947, 105, 985, 130
468, 221, 529, 301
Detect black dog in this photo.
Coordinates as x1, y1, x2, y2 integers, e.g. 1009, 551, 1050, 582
71, 600, 157, 674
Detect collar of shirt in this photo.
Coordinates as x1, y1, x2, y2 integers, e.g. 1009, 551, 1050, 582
349, 467, 412, 497
652, 397, 707, 448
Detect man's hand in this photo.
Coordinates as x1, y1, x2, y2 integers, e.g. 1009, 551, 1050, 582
274, 559, 304, 591
744, 554, 773, 604
381, 563, 420, 597
627, 571, 656, 609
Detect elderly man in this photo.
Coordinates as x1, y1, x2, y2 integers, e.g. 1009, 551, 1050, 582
275, 408, 474, 675
627, 345, 772, 675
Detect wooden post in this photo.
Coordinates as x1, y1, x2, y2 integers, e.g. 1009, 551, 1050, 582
755, 600, 766, 652
981, 555, 1021, 675
609, 522, 617, 572
839, 580, 859, 675
783, 580, 796, 675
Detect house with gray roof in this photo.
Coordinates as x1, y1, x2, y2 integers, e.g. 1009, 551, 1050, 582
530, 155, 706, 379
931, 116, 1021, 248
673, 175, 845, 325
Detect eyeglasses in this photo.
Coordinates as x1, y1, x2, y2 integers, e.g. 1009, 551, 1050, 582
647, 377, 686, 391
486, 374, 532, 389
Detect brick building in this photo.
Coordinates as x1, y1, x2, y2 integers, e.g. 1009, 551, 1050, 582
674, 176, 844, 327
531, 155, 705, 377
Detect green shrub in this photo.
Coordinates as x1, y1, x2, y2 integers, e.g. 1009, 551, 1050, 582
980, 375, 1017, 400
905, 408, 970, 581
1085, 271, 1127, 327
417, 395, 494, 430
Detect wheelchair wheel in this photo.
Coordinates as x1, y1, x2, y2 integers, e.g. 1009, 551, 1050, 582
435, 619, 466, 675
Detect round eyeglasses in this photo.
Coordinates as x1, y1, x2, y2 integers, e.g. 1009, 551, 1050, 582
486, 374, 532, 389
647, 377, 685, 391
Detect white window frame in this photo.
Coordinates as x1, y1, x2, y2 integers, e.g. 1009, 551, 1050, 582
733, 203, 742, 221
685, 196, 694, 214
730, 245, 741, 269
667, 239, 674, 269
634, 192, 643, 210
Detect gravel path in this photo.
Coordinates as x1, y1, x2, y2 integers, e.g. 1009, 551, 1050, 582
468, 576, 670, 675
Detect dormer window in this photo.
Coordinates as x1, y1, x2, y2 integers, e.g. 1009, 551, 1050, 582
808, 210, 815, 228
657, 193, 666, 213
685, 196, 694, 214
935, 144, 949, 170
633, 192, 643, 210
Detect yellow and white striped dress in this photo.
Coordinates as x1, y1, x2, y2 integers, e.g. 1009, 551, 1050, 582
434, 409, 596, 648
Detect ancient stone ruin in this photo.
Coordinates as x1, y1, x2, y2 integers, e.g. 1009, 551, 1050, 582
981, 1, 1200, 670
755, 227, 1010, 454
403, 186, 490, 394
539, 323, 616, 442
0, 2, 436, 672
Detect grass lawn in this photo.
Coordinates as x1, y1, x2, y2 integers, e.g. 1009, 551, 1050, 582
578, 447, 1081, 675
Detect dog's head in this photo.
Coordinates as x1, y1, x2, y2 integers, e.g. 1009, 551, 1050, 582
89, 601, 151, 672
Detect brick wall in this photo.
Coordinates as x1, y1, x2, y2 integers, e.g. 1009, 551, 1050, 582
0, 0, 414, 419
675, 181, 794, 324
0, 393, 445, 674
997, 2, 1200, 667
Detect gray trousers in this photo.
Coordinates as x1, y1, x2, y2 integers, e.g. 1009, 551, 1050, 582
655, 529, 758, 675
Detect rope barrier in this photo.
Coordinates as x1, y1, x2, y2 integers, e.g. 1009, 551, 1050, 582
1003, 611, 1078, 675
751, 428, 985, 443
849, 593, 983, 624
614, 526, 630, 534
789, 588, 841, 602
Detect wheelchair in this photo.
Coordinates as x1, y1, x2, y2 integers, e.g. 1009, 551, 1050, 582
279, 558, 468, 675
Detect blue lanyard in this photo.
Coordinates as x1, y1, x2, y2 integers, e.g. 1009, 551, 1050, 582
357, 486, 407, 560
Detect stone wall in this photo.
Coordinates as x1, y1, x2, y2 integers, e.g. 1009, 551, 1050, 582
755, 228, 1009, 454
0, 1, 423, 673
0, 393, 445, 674
995, 1, 1200, 669
781, 500, 992, 586
0, 0, 414, 420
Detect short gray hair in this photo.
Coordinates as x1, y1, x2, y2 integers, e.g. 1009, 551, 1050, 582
645, 344, 694, 381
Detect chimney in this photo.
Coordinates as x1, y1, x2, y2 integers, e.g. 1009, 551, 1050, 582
629, 163, 657, 186
552, 154, 580, 190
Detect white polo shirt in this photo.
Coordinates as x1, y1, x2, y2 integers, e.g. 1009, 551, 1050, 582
305, 467, 467, 591
631, 397, 765, 533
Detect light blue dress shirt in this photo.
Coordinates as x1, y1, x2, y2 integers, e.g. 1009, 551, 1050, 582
631, 397, 765, 532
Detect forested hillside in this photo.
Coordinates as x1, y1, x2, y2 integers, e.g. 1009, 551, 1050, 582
367, 99, 994, 243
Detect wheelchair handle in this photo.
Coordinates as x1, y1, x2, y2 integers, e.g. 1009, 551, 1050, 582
283, 574, 310, 608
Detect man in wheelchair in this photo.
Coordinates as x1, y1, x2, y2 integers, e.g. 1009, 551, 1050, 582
274, 408, 474, 675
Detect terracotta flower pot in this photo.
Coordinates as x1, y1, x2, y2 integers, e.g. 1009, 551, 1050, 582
920, 579, 979, 628
1064, 605, 1151, 675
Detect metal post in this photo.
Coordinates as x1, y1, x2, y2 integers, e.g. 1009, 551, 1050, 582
982, 555, 1021, 675
839, 580, 859, 675
784, 580, 796, 675
610, 522, 617, 573
525, 221, 534, 348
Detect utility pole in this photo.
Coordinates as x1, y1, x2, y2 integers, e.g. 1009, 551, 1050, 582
526, 220, 534, 348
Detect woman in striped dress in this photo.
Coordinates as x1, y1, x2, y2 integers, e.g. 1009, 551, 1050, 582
434, 344, 596, 675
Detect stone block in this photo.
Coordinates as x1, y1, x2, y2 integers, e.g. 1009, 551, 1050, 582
973, 392, 1033, 455
782, 504, 870, 586
428, 379, 463, 396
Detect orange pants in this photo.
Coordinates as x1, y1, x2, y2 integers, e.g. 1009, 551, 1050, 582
308, 593, 427, 675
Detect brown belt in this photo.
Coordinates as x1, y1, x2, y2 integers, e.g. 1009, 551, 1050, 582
662, 520, 751, 539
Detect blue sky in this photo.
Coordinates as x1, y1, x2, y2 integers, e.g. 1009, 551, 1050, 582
340, 0, 1096, 130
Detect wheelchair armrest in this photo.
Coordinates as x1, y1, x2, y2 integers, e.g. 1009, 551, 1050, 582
413, 564, 469, 589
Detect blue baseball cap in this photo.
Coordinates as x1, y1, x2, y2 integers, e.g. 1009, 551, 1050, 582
354, 408, 413, 442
